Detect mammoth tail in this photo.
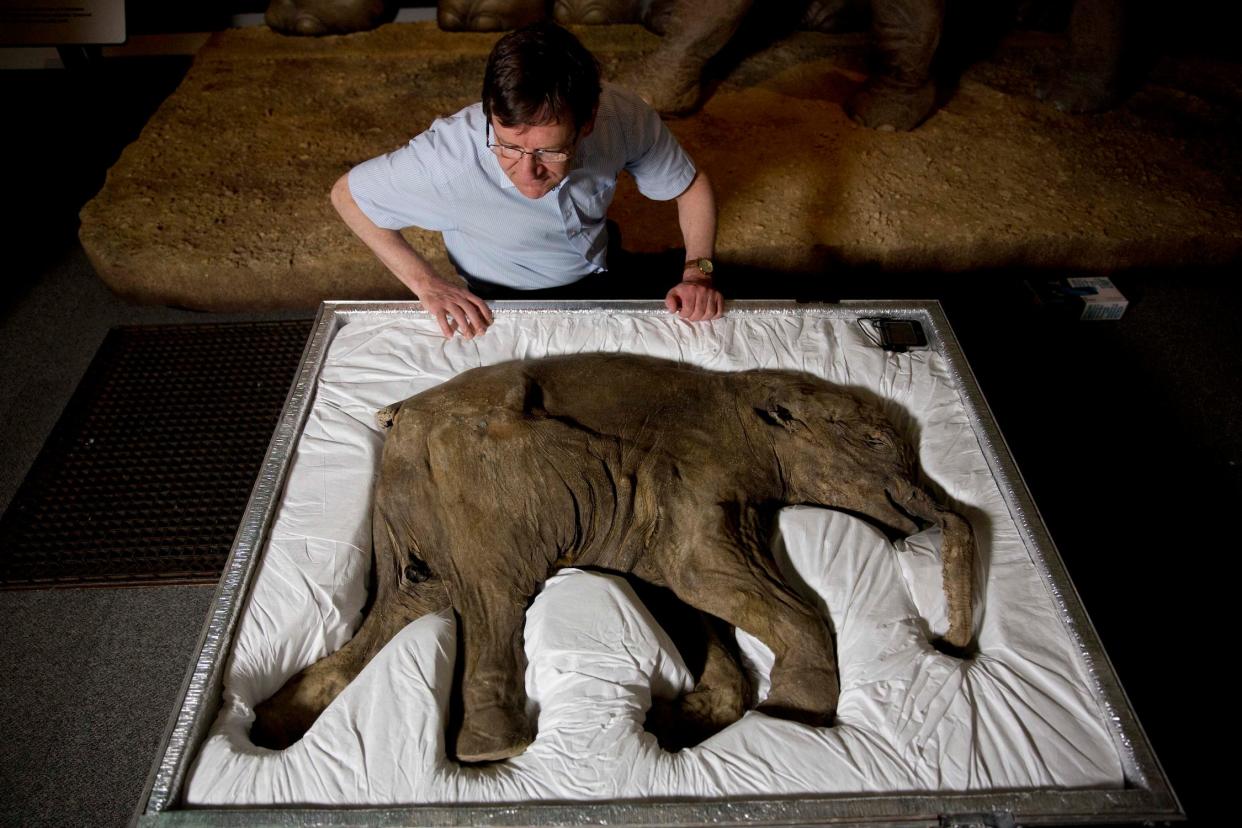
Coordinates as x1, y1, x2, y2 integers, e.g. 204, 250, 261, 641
250, 507, 449, 751
376, 400, 404, 431
887, 481, 975, 651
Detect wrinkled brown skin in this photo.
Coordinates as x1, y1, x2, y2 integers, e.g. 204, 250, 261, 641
252, 354, 975, 762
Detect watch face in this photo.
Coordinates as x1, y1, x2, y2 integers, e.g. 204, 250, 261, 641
697, 258, 714, 275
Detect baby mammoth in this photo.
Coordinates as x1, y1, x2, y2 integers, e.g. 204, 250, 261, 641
252, 353, 975, 761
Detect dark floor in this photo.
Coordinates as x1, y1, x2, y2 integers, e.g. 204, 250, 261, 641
1, 50, 1236, 827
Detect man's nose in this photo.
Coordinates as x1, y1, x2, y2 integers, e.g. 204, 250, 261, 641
523, 153, 544, 173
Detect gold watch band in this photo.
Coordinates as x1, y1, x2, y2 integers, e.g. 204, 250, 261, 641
684, 257, 715, 277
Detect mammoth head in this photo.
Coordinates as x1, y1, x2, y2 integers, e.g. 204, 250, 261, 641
751, 377, 922, 536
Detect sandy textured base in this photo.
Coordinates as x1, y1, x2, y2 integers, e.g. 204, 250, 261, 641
79, 23, 1242, 311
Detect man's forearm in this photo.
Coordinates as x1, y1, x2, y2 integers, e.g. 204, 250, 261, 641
330, 173, 442, 295
674, 169, 717, 268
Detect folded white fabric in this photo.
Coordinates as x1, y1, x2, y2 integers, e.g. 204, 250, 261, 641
185, 311, 1124, 805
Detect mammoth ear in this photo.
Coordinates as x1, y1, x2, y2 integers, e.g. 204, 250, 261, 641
503, 374, 547, 417
754, 402, 800, 430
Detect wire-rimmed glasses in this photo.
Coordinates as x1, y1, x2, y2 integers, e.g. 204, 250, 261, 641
485, 122, 573, 164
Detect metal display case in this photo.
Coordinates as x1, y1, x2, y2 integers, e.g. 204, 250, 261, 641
134, 300, 1182, 827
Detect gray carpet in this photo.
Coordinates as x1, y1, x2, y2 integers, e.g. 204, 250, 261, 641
0, 585, 215, 828
0, 247, 308, 828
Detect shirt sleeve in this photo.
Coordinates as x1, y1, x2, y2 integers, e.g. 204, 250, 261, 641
347, 127, 458, 232
618, 89, 697, 202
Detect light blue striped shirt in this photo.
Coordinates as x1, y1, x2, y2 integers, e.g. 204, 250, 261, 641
348, 82, 697, 290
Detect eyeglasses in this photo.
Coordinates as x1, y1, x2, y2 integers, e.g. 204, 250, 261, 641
486, 122, 573, 165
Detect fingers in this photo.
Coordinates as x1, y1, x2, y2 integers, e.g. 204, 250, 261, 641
667, 282, 725, 323
424, 290, 493, 339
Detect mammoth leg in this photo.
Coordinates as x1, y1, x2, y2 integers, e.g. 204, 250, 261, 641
641, 591, 752, 750
250, 576, 448, 749
451, 581, 537, 762
848, 0, 944, 130
1041, 0, 1126, 113
615, 0, 754, 116
251, 505, 450, 750
658, 512, 838, 727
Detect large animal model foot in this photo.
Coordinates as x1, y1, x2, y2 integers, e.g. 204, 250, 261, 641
436, 0, 547, 31
453, 702, 536, 763
251, 663, 351, 750
264, 0, 390, 35
616, 52, 704, 116
848, 78, 937, 131
552, 0, 639, 25
1038, 70, 1122, 114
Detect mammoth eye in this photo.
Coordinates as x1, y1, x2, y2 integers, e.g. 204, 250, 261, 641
864, 433, 890, 451
404, 559, 432, 583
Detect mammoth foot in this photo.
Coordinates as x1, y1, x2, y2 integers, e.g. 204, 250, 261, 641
617, 53, 704, 117
250, 665, 352, 750
757, 665, 839, 728
454, 703, 535, 763
645, 679, 750, 752
848, 78, 937, 132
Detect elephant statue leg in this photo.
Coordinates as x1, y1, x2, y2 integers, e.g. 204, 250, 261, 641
615, 0, 754, 116
848, 0, 945, 130
450, 579, 538, 762
1040, 0, 1126, 113
658, 508, 839, 727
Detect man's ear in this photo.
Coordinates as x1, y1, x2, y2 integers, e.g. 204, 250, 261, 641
579, 103, 599, 138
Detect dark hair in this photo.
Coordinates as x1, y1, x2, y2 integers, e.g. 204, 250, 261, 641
481, 21, 602, 132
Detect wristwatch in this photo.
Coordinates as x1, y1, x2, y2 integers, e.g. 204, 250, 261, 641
684, 257, 715, 278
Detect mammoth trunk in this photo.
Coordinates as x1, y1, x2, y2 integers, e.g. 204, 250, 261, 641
886, 480, 975, 651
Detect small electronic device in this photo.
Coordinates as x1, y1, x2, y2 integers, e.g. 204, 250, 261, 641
859, 318, 928, 353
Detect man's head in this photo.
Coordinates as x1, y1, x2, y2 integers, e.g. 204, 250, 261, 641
482, 21, 601, 199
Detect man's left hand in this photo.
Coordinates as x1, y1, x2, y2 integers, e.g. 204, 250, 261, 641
665, 278, 724, 322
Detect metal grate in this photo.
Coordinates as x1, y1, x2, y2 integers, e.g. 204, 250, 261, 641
0, 319, 313, 589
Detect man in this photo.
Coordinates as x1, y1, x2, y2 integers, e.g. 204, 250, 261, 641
331, 21, 723, 339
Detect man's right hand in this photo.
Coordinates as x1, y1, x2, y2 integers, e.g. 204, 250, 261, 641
414, 276, 494, 339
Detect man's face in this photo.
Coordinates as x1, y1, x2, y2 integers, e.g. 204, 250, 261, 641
489, 117, 589, 200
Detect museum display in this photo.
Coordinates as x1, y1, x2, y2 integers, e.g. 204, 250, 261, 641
250, 352, 976, 761
125, 303, 1177, 824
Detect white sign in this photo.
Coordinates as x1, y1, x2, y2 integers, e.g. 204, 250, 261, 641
0, 0, 126, 46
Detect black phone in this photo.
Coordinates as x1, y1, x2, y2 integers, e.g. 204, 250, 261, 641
875, 319, 927, 352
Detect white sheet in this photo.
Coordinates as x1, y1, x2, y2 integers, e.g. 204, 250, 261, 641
185, 310, 1125, 805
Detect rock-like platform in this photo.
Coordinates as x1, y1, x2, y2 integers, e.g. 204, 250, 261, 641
80, 23, 1242, 310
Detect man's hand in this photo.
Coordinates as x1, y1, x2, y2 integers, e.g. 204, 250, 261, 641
415, 276, 494, 339
666, 277, 724, 322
